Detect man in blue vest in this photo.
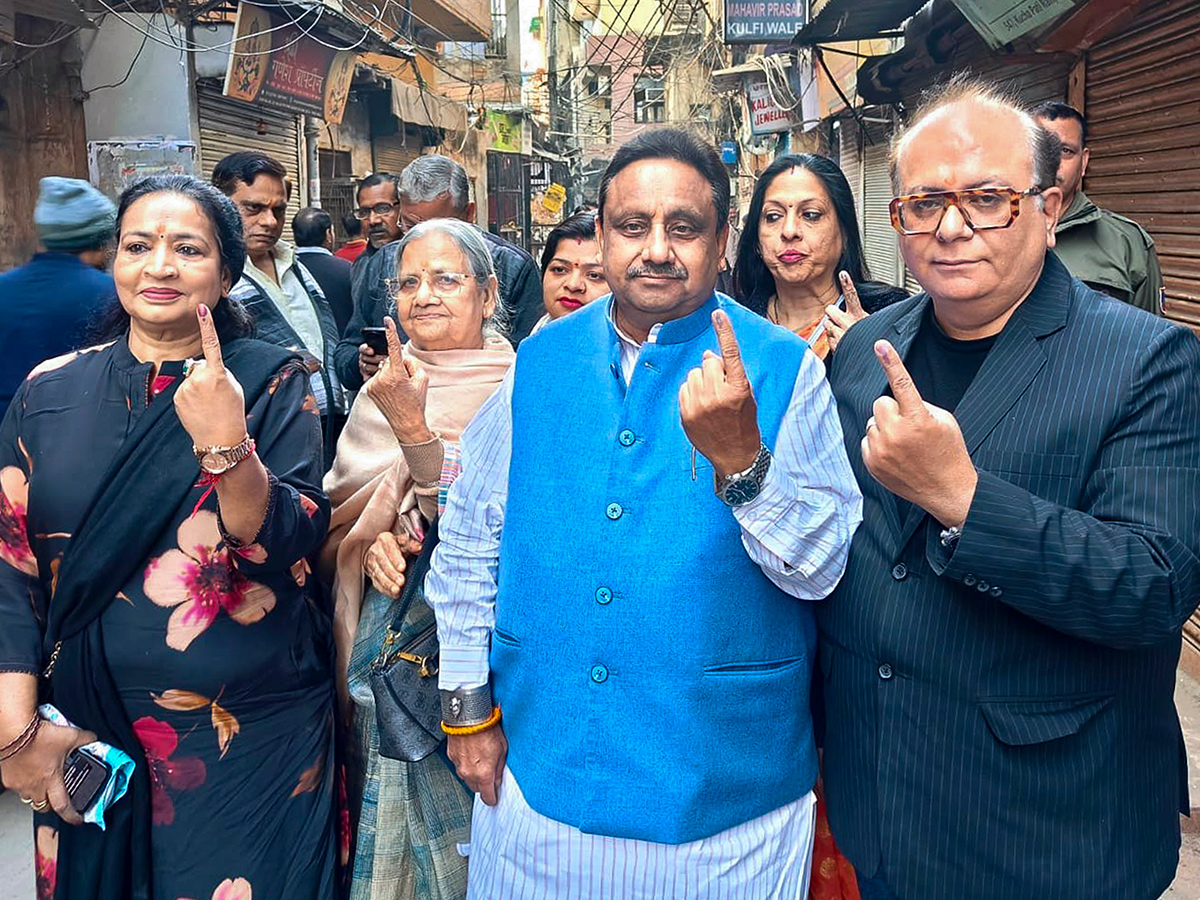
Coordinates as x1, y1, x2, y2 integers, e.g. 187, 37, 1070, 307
423, 129, 862, 896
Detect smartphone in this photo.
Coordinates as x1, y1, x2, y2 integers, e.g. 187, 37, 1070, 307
64, 747, 111, 813
361, 327, 388, 356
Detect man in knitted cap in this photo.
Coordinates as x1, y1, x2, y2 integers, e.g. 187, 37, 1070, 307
0, 176, 117, 414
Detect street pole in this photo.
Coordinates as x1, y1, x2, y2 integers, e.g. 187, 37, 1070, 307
304, 115, 321, 207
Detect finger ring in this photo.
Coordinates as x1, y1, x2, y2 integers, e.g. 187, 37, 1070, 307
866, 416, 878, 432
19, 796, 32, 805
31, 799, 50, 812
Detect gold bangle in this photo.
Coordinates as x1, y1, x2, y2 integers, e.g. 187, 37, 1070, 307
440, 705, 502, 736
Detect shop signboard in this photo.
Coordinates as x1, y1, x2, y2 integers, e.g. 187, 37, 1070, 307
748, 78, 802, 135
224, 2, 357, 124
724, 0, 805, 44
951, 0, 1074, 47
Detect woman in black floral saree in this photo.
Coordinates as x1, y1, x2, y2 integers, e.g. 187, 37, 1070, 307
0, 176, 341, 900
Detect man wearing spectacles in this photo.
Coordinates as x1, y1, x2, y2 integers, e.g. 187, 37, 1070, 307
334, 172, 405, 388
821, 77, 1200, 900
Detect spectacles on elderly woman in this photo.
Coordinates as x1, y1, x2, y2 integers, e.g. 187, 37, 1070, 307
889, 186, 1044, 235
386, 272, 477, 301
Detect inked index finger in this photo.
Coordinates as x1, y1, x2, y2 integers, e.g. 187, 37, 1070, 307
712, 309, 747, 385
197, 304, 225, 371
383, 316, 407, 373
874, 340, 924, 416
839, 271, 865, 317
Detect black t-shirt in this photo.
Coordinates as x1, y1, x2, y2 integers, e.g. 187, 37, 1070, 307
895, 304, 997, 524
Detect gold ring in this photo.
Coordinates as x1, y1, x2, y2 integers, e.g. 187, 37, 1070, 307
19, 796, 32, 805
31, 799, 50, 812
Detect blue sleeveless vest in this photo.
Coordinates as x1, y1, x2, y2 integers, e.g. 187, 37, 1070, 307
493, 294, 819, 844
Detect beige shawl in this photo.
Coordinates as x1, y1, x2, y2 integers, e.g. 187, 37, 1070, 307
322, 335, 514, 695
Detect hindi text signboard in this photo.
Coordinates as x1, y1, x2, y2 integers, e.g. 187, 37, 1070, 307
224, 2, 357, 124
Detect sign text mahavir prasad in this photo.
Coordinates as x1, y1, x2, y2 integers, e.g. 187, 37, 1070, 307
724, 0, 805, 43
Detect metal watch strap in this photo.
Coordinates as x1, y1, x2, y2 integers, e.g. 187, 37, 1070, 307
440, 685, 493, 727
714, 443, 772, 505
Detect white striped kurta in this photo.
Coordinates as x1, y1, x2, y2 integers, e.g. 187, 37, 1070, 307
427, 301, 862, 898
465, 770, 817, 900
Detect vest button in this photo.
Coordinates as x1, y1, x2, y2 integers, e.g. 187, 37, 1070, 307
605, 502, 623, 520
963, 573, 977, 587
618, 429, 636, 447
878, 663, 893, 680
891, 563, 908, 581
990, 586, 1004, 598
590, 664, 609, 684
975, 580, 990, 593
595, 587, 612, 604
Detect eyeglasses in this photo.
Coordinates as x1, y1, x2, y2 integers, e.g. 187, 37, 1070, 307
386, 272, 476, 301
889, 187, 1044, 235
354, 202, 398, 220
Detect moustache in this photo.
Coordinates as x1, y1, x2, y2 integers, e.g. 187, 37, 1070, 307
627, 263, 688, 279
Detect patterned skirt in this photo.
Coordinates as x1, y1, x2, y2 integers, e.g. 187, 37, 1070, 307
346, 585, 473, 900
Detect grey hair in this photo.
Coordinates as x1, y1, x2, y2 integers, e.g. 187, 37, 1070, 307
398, 155, 471, 213
390, 217, 509, 337
889, 75, 1061, 203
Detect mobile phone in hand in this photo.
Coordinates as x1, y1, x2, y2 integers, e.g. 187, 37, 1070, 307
361, 327, 388, 356
64, 747, 111, 813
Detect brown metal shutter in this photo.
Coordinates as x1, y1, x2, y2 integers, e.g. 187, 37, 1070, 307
1084, 0, 1200, 331
373, 132, 421, 175
197, 82, 306, 242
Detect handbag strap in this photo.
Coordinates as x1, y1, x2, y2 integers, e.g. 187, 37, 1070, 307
374, 519, 441, 660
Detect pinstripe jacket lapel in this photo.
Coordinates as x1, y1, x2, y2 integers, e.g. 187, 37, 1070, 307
893, 262, 1071, 550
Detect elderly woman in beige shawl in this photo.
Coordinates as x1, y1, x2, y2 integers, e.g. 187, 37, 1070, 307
322, 219, 514, 900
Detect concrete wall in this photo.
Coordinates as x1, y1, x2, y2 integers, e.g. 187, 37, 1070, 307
318, 94, 374, 176
80, 13, 194, 142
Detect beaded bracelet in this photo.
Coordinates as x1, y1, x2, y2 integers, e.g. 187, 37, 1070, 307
0, 714, 42, 762
440, 705, 502, 736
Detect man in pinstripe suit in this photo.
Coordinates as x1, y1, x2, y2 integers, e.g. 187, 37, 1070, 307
820, 78, 1200, 900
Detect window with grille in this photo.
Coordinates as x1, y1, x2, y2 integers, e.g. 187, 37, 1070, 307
634, 76, 665, 124
486, 0, 507, 58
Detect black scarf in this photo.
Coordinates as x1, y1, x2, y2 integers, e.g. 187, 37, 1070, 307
45, 336, 297, 900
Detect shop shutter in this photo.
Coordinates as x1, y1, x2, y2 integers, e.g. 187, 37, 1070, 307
838, 121, 863, 244
197, 82, 305, 242
862, 123, 902, 288
1085, 0, 1200, 331
373, 131, 422, 175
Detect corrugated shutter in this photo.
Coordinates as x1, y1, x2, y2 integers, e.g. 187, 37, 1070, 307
197, 82, 305, 242
373, 132, 421, 175
1085, 0, 1200, 331
863, 123, 902, 287
838, 121, 863, 242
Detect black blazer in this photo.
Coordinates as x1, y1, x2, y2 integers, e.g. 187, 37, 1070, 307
295, 248, 353, 336
821, 252, 1200, 900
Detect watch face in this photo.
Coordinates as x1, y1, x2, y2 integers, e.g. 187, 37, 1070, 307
724, 477, 761, 506
200, 451, 231, 474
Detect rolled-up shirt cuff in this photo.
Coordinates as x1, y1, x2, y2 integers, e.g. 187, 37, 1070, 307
437, 642, 491, 691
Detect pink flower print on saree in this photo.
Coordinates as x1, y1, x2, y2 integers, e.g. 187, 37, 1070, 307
144, 511, 276, 651
0, 466, 37, 576
132, 717, 206, 826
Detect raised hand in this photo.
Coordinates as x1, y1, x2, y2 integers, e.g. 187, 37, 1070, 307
365, 317, 432, 445
861, 340, 977, 527
825, 271, 870, 354
678, 309, 761, 478
174, 304, 248, 449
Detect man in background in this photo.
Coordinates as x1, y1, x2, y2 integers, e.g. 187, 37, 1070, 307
1033, 101, 1163, 315
334, 172, 404, 389
293, 206, 353, 335
335, 212, 368, 263
213, 151, 344, 459
0, 177, 116, 413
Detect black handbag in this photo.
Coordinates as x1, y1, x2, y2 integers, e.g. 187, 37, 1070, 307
368, 520, 444, 762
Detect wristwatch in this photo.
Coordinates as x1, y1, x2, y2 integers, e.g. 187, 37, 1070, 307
714, 443, 772, 507
194, 435, 256, 475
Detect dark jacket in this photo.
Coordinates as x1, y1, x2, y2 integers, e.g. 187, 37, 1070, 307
1055, 191, 1163, 315
822, 252, 1200, 900
295, 247, 354, 335
334, 228, 542, 390
0, 252, 116, 413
